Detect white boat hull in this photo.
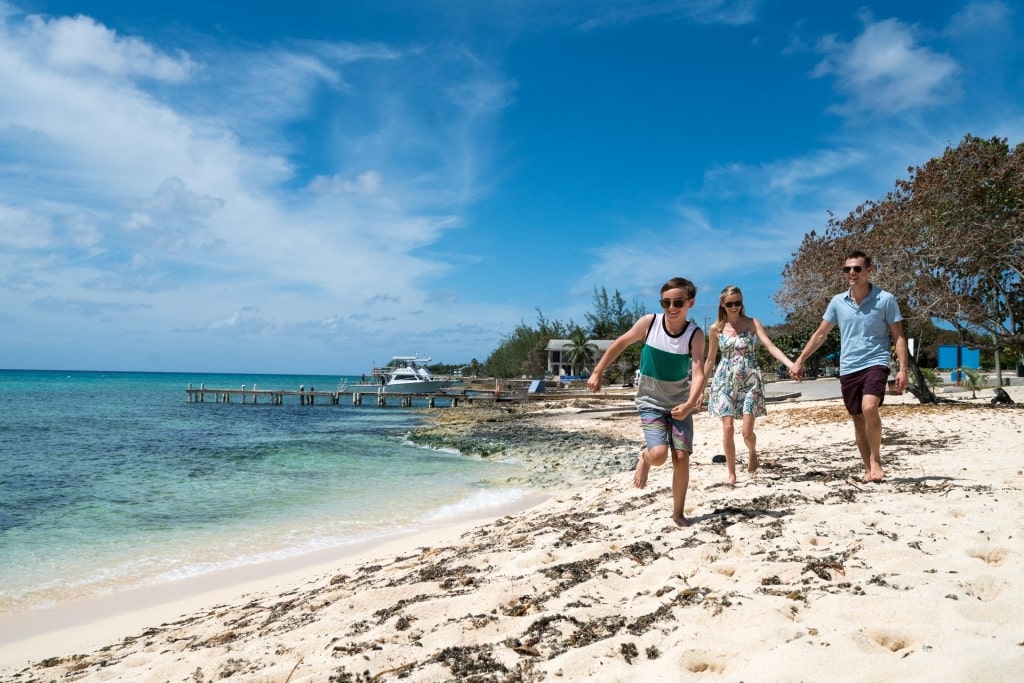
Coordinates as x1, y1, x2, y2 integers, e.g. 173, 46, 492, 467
340, 355, 462, 394
340, 379, 461, 394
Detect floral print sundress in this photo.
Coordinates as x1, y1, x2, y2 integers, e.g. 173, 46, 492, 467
707, 330, 766, 418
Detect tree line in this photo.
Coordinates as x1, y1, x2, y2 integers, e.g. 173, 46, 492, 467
481, 288, 645, 382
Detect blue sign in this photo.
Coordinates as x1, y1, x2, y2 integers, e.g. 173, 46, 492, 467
937, 345, 980, 370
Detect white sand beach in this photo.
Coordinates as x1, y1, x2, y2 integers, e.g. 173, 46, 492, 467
2, 382, 1023, 682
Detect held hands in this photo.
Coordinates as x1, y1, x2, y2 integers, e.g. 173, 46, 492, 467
789, 361, 804, 382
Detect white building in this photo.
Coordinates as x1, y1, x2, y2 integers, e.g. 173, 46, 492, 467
544, 339, 615, 377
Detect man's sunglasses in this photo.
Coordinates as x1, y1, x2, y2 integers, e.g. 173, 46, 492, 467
660, 298, 689, 309
842, 265, 863, 273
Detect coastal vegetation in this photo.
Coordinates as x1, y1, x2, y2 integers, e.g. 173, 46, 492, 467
482, 288, 643, 381
479, 135, 1023, 395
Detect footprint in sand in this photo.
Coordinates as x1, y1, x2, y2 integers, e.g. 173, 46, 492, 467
967, 547, 1008, 565
860, 628, 914, 654
960, 575, 1009, 602
680, 650, 727, 674
805, 534, 833, 548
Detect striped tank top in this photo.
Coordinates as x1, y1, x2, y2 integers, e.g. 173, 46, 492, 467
635, 313, 698, 412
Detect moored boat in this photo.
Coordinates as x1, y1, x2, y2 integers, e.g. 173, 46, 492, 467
339, 356, 462, 394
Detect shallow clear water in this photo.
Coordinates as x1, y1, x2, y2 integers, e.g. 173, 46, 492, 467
0, 370, 527, 612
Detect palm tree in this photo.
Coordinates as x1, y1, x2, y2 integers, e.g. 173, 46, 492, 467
564, 328, 597, 376
963, 369, 988, 399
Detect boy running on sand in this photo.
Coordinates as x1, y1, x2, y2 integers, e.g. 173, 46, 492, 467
589, 277, 705, 526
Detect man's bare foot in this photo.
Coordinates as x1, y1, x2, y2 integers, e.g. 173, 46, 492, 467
633, 449, 651, 488
671, 514, 689, 527
747, 452, 759, 475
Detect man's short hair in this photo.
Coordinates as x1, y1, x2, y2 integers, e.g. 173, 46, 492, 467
846, 250, 872, 267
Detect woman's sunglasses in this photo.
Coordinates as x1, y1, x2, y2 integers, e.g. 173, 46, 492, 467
723, 301, 743, 309
660, 298, 689, 309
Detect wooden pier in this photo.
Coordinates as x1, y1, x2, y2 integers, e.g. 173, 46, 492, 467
184, 384, 506, 408
185, 383, 638, 408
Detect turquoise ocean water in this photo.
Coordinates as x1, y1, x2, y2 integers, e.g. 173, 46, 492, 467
0, 370, 529, 615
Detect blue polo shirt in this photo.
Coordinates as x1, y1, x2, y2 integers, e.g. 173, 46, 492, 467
823, 285, 902, 376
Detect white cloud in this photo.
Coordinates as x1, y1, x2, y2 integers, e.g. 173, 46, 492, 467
945, 1, 1013, 39
574, 0, 760, 31
308, 170, 384, 196
30, 296, 150, 317
704, 148, 869, 197
0, 204, 52, 248
19, 11, 194, 81
812, 13, 960, 115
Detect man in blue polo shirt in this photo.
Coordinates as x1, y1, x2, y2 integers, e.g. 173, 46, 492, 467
790, 250, 909, 482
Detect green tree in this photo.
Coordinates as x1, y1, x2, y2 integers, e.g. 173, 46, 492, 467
483, 309, 568, 379
563, 326, 597, 376
962, 369, 989, 399
586, 286, 645, 338
915, 367, 941, 396
775, 134, 1024, 401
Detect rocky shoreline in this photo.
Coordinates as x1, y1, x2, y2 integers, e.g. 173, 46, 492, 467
408, 400, 642, 489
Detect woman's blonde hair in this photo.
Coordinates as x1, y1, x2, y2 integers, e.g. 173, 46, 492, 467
716, 285, 747, 326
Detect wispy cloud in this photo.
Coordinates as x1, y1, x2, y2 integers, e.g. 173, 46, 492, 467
30, 296, 150, 317
575, 0, 760, 30
703, 148, 870, 198
945, 1, 1013, 39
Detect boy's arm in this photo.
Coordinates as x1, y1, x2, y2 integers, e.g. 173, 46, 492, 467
674, 329, 706, 417
587, 314, 653, 392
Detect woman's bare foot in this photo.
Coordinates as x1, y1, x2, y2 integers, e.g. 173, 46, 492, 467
747, 452, 759, 475
726, 471, 737, 485
671, 514, 689, 527
633, 449, 651, 488
864, 465, 885, 482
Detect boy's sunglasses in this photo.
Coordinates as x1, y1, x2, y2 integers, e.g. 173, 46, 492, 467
660, 298, 688, 309
842, 265, 863, 273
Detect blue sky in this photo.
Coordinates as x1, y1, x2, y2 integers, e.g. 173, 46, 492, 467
1, 1, 1022, 374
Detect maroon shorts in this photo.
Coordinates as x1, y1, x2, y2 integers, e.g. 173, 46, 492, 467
839, 366, 890, 415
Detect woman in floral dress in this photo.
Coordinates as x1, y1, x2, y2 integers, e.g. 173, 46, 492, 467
703, 286, 795, 484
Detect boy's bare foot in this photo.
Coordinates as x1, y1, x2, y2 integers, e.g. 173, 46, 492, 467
671, 514, 689, 527
747, 452, 759, 475
633, 449, 651, 488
